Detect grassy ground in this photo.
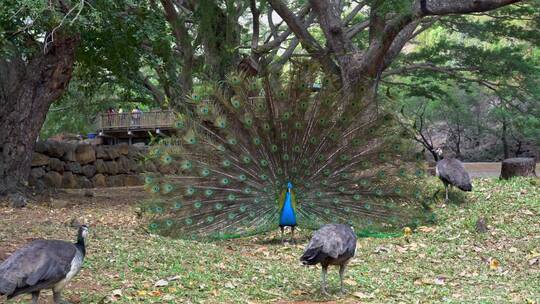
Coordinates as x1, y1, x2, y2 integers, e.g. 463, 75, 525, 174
0, 177, 539, 303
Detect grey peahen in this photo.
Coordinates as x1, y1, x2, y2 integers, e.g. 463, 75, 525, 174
300, 224, 357, 295
0, 225, 88, 304
143, 62, 431, 240
435, 148, 472, 201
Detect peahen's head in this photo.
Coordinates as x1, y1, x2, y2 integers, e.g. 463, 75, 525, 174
435, 147, 444, 159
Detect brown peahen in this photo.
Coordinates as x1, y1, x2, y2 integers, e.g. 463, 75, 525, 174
143, 62, 432, 240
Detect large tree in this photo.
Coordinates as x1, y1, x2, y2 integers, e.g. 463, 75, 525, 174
264, 0, 526, 100
0, 0, 80, 205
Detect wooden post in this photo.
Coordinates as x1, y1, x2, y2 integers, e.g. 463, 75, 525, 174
500, 158, 537, 180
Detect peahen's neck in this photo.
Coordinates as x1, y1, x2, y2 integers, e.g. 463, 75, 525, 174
76, 231, 87, 257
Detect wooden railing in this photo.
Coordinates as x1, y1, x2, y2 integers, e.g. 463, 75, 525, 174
96, 110, 176, 131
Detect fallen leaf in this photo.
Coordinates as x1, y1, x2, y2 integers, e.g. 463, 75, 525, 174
344, 278, 358, 286
136, 290, 147, 297
150, 290, 162, 297
509, 247, 518, 253
489, 258, 501, 270
417, 226, 436, 233
434, 277, 446, 285
224, 282, 235, 289
403, 227, 412, 236
167, 275, 181, 281
353, 291, 374, 299
154, 279, 169, 287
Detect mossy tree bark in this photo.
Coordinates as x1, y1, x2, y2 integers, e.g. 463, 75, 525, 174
0, 35, 78, 205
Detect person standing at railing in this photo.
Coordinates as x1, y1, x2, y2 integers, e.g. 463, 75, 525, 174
131, 106, 142, 126
106, 107, 115, 126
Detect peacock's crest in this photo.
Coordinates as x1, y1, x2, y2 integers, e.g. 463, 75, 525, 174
142, 62, 432, 240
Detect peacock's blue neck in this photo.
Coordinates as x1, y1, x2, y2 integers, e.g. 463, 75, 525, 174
279, 189, 297, 227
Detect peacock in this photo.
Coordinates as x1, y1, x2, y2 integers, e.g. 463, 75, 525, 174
142, 62, 432, 240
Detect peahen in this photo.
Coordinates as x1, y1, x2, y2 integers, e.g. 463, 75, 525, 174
0, 225, 88, 304
435, 148, 472, 201
300, 224, 357, 295
143, 62, 431, 240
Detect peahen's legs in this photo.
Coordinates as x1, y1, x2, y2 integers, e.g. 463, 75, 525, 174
339, 264, 347, 295
444, 184, 449, 202
321, 265, 329, 295
31, 291, 40, 304
53, 290, 65, 304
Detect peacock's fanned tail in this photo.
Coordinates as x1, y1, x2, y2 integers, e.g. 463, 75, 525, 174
143, 62, 432, 239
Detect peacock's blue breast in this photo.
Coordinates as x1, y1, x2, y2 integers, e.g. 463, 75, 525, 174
279, 193, 297, 226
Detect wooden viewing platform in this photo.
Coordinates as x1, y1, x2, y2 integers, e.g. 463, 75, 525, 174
96, 110, 177, 145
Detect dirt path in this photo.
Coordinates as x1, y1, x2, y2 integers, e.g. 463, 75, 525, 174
463, 162, 539, 178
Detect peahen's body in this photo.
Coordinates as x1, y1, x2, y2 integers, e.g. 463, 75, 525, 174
144, 62, 430, 239
435, 148, 472, 201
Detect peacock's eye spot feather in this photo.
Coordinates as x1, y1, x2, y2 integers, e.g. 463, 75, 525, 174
207, 216, 215, 223
253, 137, 261, 145
222, 160, 231, 167
194, 201, 202, 209
338, 186, 345, 192
332, 198, 340, 204
271, 145, 278, 152
166, 220, 173, 227
215, 203, 224, 210
228, 213, 236, 220
181, 160, 192, 170
228, 138, 238, 145
242, 156, 251, 163
204, 189, 214, 197
282, 154, 290, 161
221, 178, 230, 185
185, 218, 193, 225
243, 187, 252, 194
260, 159, 269, 166
293, 145, 301, 153
227, 194, 236, 201
200, 168, 211, 177
145, 176, 154, 184
238, 174, 247, 181
162, 155, 173, 165
316, 191, 323, 197
163, 184, 173, 194
154, 206, 163, 213
353, 194, 361, 200
149, 223, 158, 229
321, 180, 328, 186
280, 132, 288, 139
260, 174, 268, 181
364, 203, 371, 210
151, 185, 160, 193
175, 120, 185, 129
173, 201, 182, 209
276, 168, 283, 175
186, 187, 196, 195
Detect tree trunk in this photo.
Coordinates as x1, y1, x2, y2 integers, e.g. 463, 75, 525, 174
500, 157, 537, 180
0, 35, 78, 206
501, 117, 510, 159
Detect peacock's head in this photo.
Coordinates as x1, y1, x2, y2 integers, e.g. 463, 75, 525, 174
287, 181, 293, 191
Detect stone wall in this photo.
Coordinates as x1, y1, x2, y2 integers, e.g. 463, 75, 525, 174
29, 141, 164, 189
